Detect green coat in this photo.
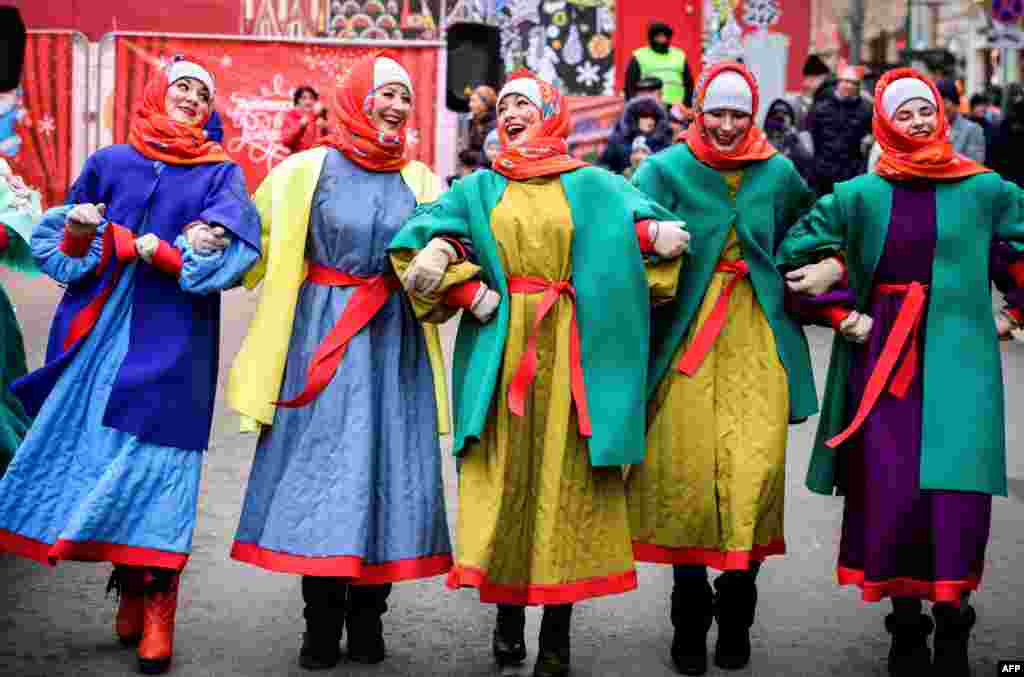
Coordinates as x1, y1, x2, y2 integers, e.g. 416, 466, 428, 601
632, 144, 819, 421
776, 172, 1024, 497
389, 166, 678, 468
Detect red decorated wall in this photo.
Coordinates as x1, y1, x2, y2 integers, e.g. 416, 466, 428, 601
7, 0, 242, 41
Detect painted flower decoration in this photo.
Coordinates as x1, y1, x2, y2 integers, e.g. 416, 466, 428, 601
588, 34, 611, 59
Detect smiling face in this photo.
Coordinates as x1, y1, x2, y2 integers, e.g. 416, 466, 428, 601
498, 93, 543, 147
891, 98, 938, 138
703, 108, 752, 152
368, 83, 412, 133
297, 90, 318, 112
637, 115, 657, 134
165, 77, 211, 127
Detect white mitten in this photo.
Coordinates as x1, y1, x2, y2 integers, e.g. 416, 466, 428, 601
785, 257, 844, 295
135, 234, 159, 263
403, 238, 456, 295
650, 220, 690, 259
66, 202, 106, 233
839, 310, 873, 343
468, 283, 500, 323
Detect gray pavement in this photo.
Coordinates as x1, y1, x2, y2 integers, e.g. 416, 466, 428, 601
1, 274, 1022, 677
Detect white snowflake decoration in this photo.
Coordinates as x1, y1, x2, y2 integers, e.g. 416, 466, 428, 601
38, 114, 55, 136
576, 61, 601, 87
742, 0, 780, 32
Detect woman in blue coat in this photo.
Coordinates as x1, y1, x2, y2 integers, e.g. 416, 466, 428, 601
0, 56, 260, 674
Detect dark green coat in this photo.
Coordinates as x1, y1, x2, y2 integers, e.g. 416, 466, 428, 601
389, 167, 677, 467
776, 172, 1024, 497
632, 144, 819, 421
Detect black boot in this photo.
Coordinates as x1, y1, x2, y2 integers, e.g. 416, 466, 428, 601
885, 597, 933, 676
534, 604, 572, 677
299, 576, 347, 670
932, 603, 975, 677
493, 604, 527, 666
671, 566, 714, 675
713, 569, 758, 670
347, 583, 391, 664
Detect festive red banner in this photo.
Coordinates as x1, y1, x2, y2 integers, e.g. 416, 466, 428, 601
4, 32, 76, 209
110, 36, 439, 192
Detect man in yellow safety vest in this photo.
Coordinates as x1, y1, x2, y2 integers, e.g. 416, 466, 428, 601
625, 21, 694, 109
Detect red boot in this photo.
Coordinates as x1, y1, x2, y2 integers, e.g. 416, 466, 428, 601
108, 566, 146, 646
137, 569, 180, 675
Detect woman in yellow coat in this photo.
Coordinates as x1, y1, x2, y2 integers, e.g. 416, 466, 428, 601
390, 70, 688, 677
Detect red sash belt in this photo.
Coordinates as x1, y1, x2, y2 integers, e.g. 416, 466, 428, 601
676, 259, 750, 376
275, 262, 399, 408
826, 281, 928, 449
506, 276, 592, 437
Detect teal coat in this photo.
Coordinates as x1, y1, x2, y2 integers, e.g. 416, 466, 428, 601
632, 144, 819, 421
389, 167, 677, 467
776, 172, 1024, 497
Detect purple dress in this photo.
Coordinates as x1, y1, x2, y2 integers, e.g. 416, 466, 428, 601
836, 184, 992, 602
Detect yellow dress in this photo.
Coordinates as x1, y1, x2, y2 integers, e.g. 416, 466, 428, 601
627, 172, 789, 571
395, 177, 679, 604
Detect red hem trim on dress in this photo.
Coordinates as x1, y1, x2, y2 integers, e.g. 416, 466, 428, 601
632, 540, 786, 570
836, 565, 981, 604
0, 529, 188, 570
445, 564, 638, 605
230, 541, 452, 583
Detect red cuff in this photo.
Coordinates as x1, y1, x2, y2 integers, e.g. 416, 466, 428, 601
823, 305, 853, 331
440, 237, 467, 263
151, 240, 184, 277
830, 255, 849, 286
1009, 259, 1024, 288
445, 280, 482, 309
60, 227, 94, 257
636, 220, 655, 254
1007, 307, 1024, 326
0, 224, 9, 254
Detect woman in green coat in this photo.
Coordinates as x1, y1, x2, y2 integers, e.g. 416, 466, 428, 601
777, 69, 1024, 677
390, 70, 687, 677
628, 61, 831, 676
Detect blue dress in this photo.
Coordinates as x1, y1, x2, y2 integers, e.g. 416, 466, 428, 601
0, 145, 260, 570
232, 149, 452, 582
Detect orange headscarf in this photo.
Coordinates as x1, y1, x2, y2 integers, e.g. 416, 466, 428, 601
321, 50, 411, 173
492, 70, 587, 181
873, 68, 990, 182
685, 61, 776, 171
128, 55, 229, 165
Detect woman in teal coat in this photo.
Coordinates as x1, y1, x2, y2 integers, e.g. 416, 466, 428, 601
777, 69, 1024, 677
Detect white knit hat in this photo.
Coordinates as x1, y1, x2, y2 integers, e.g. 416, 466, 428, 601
702, 71, 753, 114
166, 59, 215, 99
882, 77, 937, 118
498, 78, 543, 113
373, 56, 413, 96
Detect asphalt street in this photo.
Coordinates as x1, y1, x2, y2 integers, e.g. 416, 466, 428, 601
1, 273, 1022, 677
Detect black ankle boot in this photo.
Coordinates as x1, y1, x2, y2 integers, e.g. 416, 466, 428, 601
670, 567, 714, 675
885, 604, 934, 676
493, 604, 527, 666
713, 571, 757, 670
346, 583, 391, 664
534, 605, 572, 677
299, 576, 346, 671
932, 603, 975, 677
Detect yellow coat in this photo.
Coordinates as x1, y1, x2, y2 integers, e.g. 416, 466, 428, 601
226, 147, 450, 434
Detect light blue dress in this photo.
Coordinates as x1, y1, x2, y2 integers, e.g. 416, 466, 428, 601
232, 149, 452, 582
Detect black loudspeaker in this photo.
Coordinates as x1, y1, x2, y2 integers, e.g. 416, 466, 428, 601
0, 7, 26, 92
446, 22, 503, 113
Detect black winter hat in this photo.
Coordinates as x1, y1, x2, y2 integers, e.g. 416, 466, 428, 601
648, 21, 673, 42
803, 55, 830, 77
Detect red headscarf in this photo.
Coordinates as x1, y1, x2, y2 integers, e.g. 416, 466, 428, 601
492, 70, 587, 181
128, 55, 229, 165
873, 68, 990, 182
321, 50, 411, 173
685, 61, 776, 171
